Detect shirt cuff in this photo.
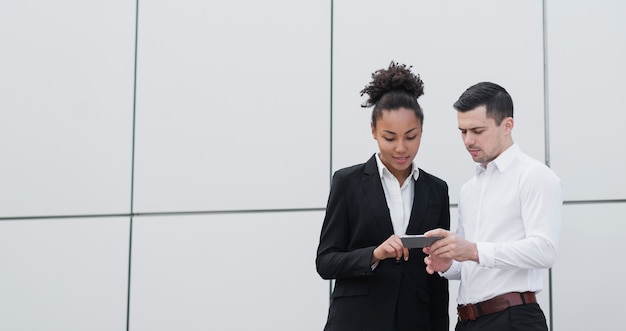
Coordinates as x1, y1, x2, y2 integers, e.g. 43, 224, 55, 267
440, 260, 462, 279
477, 242, 495, 268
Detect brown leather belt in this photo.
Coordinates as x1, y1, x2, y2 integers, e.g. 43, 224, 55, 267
457, 291, 536, 322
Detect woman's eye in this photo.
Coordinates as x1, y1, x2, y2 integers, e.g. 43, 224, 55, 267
383, 137, 394, 142
407, 136, 417, 140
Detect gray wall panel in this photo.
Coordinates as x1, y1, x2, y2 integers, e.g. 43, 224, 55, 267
129, 212, 328, 330
133, 0, 331, 213
0, 218, 130, 331
547, 0, 626, 201
552, 203, 626, 330
0, 0, 135, 217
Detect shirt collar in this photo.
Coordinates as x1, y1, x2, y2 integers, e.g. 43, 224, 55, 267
375, 153, 420, 181
476, 143, 521, 175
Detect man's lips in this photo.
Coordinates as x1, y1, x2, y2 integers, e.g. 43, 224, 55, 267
468, 149, 480, 156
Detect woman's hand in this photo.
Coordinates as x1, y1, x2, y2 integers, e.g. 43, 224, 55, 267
372, 235, 409, 264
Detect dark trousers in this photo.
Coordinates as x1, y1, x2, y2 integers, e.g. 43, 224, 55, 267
390, 316, 398, 331
456, 303, 547, 331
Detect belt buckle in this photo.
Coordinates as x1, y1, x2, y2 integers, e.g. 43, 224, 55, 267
457, 304, 477, 322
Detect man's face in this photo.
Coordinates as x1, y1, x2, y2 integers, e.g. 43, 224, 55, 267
457, 105, 513, 167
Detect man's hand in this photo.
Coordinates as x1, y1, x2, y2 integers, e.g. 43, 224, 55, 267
422, 228, 478, 274
423, 252, 452, 274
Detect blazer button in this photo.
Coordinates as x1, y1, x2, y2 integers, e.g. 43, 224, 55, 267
394, 260, 402, 267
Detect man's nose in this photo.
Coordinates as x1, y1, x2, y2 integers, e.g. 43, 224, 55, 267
464, 133, 474, 146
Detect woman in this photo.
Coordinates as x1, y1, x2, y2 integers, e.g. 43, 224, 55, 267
316, 62, 450, 331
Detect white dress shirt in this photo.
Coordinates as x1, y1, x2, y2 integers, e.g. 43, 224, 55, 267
375, 153, 419, 235
442, 144, 563, 305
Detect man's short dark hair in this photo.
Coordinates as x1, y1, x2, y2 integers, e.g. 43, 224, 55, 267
453, 82, 514, 125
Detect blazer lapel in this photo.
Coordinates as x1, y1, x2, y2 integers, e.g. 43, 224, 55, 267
362, 155, 394, 236
405, 169, 429, 235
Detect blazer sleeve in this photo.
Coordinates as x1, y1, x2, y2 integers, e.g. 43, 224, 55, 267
428, 177, 451, 331
316, 169, 376, 280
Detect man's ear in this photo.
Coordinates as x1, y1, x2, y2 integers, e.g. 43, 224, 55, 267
504, 117, 514, 134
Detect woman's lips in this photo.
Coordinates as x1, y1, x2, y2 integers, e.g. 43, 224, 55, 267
394, 156, 410, 164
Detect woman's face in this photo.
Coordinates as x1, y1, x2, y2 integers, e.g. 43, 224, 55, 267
371, 107, 422, 181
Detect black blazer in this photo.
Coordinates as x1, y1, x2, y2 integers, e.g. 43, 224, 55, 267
316, 154, 450, 331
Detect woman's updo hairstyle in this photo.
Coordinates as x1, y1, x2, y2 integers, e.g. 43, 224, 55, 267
360, 61, 424, 128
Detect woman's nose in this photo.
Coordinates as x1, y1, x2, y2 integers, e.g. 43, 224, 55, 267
395, 141, 407, 152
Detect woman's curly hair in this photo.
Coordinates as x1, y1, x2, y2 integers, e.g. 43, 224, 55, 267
360, 61, 425, 127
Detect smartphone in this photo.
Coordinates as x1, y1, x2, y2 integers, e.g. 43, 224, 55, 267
400, 235, 443, 248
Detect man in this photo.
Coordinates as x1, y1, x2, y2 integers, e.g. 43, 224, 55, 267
423, 82, 562, 330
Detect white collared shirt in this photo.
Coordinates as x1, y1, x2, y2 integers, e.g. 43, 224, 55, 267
442, 144, 563, 305
375, 153, 420, 235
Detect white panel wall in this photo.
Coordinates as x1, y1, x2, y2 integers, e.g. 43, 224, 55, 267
133, 0, 331, 213
547, 0, 626, 201
0, 0, 135, 217
128, 212, 328, 331
0, 218, 130, 331
552, 203, 625, 330
332, 0, 546, 204
547, 1, 626, 329
2, 1, 624, 331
